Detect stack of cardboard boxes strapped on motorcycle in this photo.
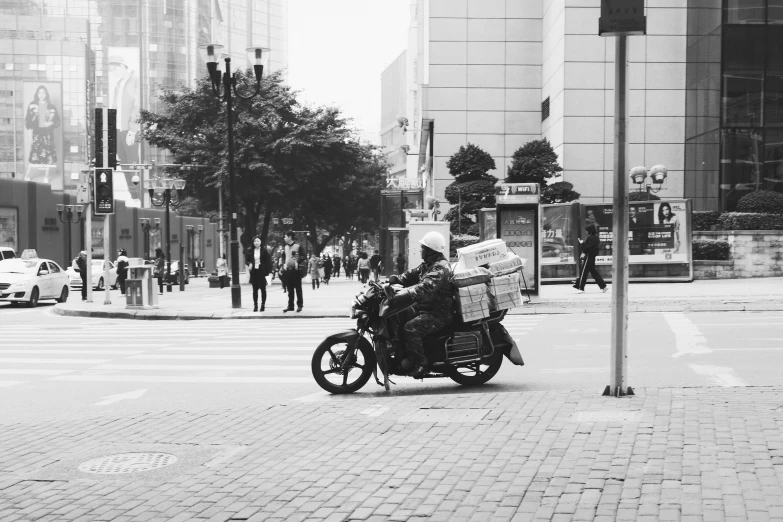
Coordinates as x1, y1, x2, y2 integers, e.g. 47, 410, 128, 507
451, 239, 526, 322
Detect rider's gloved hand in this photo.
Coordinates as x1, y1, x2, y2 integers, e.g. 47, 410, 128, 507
388, 275, 401, 285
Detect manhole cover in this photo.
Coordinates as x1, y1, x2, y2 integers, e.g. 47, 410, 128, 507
78, 453, 178, 474
572, 411, 641, 423
400, 408, 489, 423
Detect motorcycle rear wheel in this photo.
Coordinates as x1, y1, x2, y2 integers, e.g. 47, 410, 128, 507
448, 348, 504, 386
312, 338, 374, 394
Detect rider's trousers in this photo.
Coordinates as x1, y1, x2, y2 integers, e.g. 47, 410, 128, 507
404, 312, 451, 364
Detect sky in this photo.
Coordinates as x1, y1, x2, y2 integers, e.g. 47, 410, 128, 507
286, 0, 411, 145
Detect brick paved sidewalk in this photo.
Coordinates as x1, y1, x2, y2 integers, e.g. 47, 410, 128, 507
2, 386, 783, 521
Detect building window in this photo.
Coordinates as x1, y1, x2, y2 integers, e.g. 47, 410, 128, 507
541, 97, 550, 121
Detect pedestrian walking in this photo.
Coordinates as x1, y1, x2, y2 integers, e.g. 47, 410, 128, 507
245, 236, 272, 312
280, 231, 306, 312
216, 253, 228, 289
574, 225, 608, 294
322, 254, 332, 285
357, 252, 371, 284
396, 252, 406, 275
308, 254, 321, 290
116, 249, 129, 295
343, 255, 352, 280
370, 249, 382, 282
154, 248, 165, 295
76, 250, 88, 301
333, 254, 341, 278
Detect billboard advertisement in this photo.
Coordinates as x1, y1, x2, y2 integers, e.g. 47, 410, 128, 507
107, 47, 141, 167
541, 204, 576, 265
23, 82, 63, 190
498, 207, 538, 292
582, 200, 690, 264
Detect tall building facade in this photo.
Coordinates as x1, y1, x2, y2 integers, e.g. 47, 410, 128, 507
392, 0, 783, 213
380, 51, 408, 180
0, 0, 288, 190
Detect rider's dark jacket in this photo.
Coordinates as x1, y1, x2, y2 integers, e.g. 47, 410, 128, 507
395, 252, 453, 320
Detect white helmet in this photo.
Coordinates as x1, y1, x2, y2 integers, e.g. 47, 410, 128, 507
419, 231, 447, 254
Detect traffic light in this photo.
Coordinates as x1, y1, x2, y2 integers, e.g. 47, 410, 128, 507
93, 168, 115, 215
95, 108, 117, 168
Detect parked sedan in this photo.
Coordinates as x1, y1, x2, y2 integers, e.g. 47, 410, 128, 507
0, 258, 70, 307
66, 260, 118, 290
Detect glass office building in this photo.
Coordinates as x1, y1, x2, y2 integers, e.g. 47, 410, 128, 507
686, 0, 783, 211
1, 0, 288, 180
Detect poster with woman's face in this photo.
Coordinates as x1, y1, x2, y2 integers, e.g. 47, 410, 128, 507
23, 82, 63, 190
0, 207, 18, 251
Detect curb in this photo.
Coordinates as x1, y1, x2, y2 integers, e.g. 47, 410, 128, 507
53, 301, 783, 320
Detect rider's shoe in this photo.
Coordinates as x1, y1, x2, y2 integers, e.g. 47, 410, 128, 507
409, 363, 428, 379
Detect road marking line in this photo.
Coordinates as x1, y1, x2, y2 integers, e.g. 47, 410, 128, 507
92, 364, 308, 371
0, 369, 73, 375
129, 354, 311, 361
93, 388, 148, 406
0, 358, 109, 364
50, 375, 312, 384
293, 391, 332, 403
691, 323, 783, 326
664, 313, 712, 359
0, 381, 25, 387
0, 350, 143, 355
162, 347, 314, 352
711, 347, 783, 351
689, 364, 748, 387
539, 367, 607, 374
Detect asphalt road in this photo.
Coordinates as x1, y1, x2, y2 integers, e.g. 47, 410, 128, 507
1, 302, 782, 425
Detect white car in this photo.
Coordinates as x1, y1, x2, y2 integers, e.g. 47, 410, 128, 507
0, 258, 70, 307
66, 260, 118, 290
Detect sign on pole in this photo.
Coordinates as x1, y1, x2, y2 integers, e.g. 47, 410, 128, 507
599, 0, 646, 37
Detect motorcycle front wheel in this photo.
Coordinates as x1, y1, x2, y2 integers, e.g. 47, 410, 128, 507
312, 338, 374, 394
448, 348, 504, 386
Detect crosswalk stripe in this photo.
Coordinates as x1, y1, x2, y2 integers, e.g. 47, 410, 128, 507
0, 381, 25, 388
50, 375, 312, 384
162, 347, 314, 352
129, 354, 311, 361
0, 350, 143, 355
0, 369, 73, 375
0, 358, 109, 364
92, 364, 308, 371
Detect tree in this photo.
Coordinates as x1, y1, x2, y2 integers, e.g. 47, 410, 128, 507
541, 181, 580, 204
443, 144, 497, 236
140, 71, 385, 252
506, 138, 563, 185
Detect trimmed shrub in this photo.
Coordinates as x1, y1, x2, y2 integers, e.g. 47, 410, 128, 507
628, 191, 661, 201
450, 235, 481, 258
692, 239, 730, 260
693, 210, 721, 231
718, 212, 783, 230
736, 190, 783, 214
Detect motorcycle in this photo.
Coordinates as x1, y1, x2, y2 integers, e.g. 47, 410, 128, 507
311, 280, 524, 394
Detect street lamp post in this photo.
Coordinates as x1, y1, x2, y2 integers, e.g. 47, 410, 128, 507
145, 178, 186, 292
184, 224, 195, 292
201, 43, 269, 309
56, 204, 85, 268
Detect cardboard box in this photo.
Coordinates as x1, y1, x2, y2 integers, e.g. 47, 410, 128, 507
489, 291, 523, 311
488, 252, 526, 276
456, 283, 489, 305
455, 239, 508, 269
488, 272, 520, 296
452, 266, 492, 288
457, 300, 490, 322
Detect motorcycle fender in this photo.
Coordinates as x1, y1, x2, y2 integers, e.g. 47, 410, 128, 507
492, 325, 524, 366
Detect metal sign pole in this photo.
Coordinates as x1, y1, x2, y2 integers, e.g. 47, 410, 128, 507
605, 34, 632, 397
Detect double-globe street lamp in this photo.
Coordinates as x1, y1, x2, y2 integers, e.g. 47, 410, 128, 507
630, 164, 668, 198
56, 204, 85, 268
200, 43, 269, 309
144, 178, 186, 292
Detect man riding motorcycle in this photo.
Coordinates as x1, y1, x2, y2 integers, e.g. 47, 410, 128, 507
388, 231, 453, 378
